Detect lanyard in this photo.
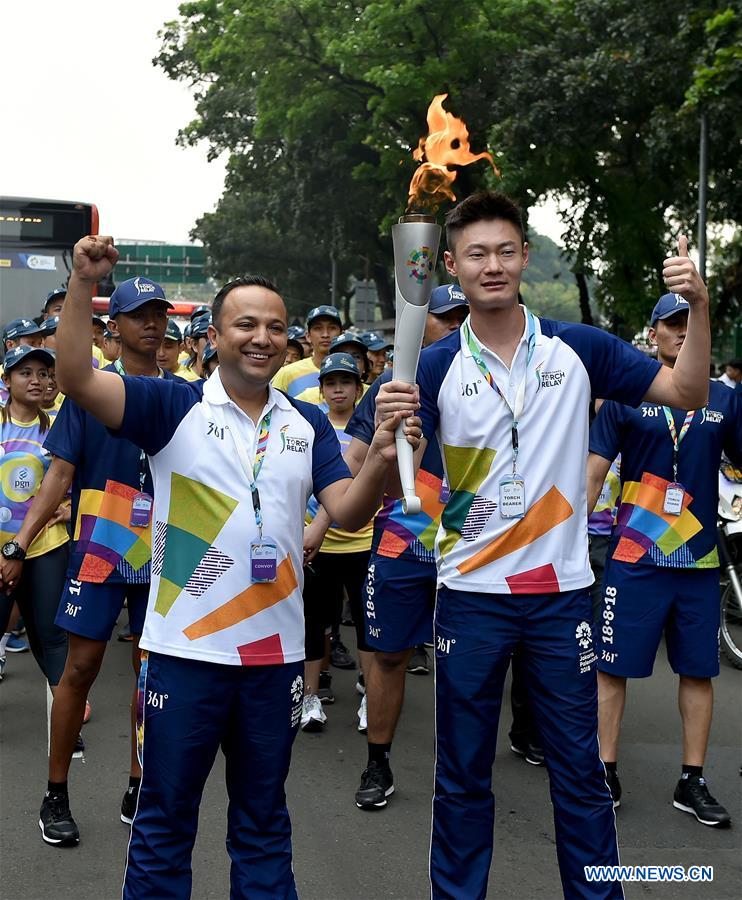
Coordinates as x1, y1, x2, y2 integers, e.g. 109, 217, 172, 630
463, 308, 538, 474
223, 405, 273, 538
113, 358, 161, 493
661, 407, 694, 482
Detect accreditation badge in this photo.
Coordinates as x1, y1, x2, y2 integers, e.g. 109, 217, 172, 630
439, 476, 451, 504
663, 483, 685, 516
499, 475, 526, 519
250, 537, 278, 583
129, 492, 153, 527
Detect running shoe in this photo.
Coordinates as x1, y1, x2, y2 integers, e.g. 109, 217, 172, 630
357, 694, 367, 733
317, 670, 335, 705
406, 645, 430, 675
330, 637, 356, 670
510, 741, 545, 767
0, 655, 5, 681
300, 694, 327, 732
5, 634, 29, 653
673, 776, 731, 827
355, 761, 395, 810
39, 793, 80, 846
121, 784, 140, 825
355, 673, 366, 696
604, 768, 621, 808
117, 624, 133, 642
72, 733, 85, 759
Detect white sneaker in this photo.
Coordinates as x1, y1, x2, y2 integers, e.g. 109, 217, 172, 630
301, 694, 326, 732
357, 694, 367, 733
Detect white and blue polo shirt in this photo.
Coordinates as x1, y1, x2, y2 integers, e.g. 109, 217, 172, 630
111, 370, 350, 666
416, 310, 661, 595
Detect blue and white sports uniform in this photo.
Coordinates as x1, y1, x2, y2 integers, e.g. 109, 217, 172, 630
590, 381, 742, 678
348, 370, 447, 652
43, 365, 183, 641
108, 371, 349, 899
415, 309, 660, 900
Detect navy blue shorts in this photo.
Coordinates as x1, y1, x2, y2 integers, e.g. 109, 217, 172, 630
362, 554, 435, 653
55, 579, 149, 641
597, 559, 720, 678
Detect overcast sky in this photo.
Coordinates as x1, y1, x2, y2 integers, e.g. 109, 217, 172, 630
3, 1, 562, 246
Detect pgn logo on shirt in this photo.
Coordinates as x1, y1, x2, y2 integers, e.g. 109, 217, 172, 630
11, 466, 33, 491
279, 425, 309, 454
540, 369, 565, 388
576, 620, 597, 674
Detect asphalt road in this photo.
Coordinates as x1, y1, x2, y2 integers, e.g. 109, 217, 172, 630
1, 620, 740, 900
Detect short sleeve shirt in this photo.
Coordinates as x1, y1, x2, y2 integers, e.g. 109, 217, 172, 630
271, 357, 320, 398
588, 455, 621, 537
416, 311, 661, 594
111, 371, 350, 666
43, 364, 182, 585
589, 380, 742, 568
347, 370, 445, 565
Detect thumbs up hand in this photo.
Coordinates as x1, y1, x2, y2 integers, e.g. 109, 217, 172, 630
662, 235, 708, 307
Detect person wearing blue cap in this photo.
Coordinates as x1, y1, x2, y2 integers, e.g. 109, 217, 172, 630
588, 291, 742, 828
0, 346, 69, 690
44, 236, 417, 897
101, 325, 122, 364
187, 312, 212, 378
1, 318, 45, 405
200, 341, 219, 378
360, 331, 393, 383
38, 315, 107, 372
301, 352, 375, 733
157, 319, 200, 383
7, 271, 179, 848
291, 332, 370, 407
43, 289, 67, 320
272, 304, 342, 398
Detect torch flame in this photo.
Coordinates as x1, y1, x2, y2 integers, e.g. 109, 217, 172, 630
407, 94, 499, 213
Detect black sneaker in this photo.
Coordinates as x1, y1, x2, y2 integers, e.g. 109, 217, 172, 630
330, 637, 356, 670
317, 670, 335, 705
510, 741, 545, 767
355, 761, 395, 810
604, 768, 621, 809
406, 645, 430, 675
673, 776, 731, 827
39, 793, 80, 846
121, 785, 139, 825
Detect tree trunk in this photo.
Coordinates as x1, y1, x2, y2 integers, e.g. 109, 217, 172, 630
574, 271, 594, 326
372, 261, 395, 320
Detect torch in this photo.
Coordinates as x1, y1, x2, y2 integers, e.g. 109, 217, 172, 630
391, 216, 441, 515
391, 94, 498, 515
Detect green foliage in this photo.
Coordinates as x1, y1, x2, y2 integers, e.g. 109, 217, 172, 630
156, 0, 741, 330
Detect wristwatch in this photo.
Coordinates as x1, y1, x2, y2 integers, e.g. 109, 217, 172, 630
1, 540, 26, 561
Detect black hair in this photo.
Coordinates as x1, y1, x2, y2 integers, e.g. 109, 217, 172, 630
211, 276, 282, 329
1, 369, 51, 433
445, 191, 525, 251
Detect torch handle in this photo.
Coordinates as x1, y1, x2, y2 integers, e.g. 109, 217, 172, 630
392, 295, 429, 517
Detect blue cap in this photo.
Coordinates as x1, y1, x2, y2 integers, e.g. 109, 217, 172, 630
650, 292, 689, 325
108, 277, 172, 317
183, 323, 192, 339
319, 352, 362, 380
429, 284, 468, 315
3, 317, 43, 342
202, 342, 218, 367
360, 330, 391, 352
306, 305, 341, 329
44, 288, 67, 308
164, 319, 182, 342
190, 313, 211, 339
103, 326, 119, 339
92, 315, 106, 328
38, 315, 60, 335
330, 331, 368, 353
2, 344, 55, 372
287, 325, 306, 340
190, 305, 211, 321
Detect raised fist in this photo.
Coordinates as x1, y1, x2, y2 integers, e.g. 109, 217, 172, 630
72, 235, 120, 283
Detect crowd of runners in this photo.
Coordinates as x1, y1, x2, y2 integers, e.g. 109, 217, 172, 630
0, 190, 740, 899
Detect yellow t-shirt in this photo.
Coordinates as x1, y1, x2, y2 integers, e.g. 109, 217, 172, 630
92, 345, 106, 369
175, 365, 201, 382
178, 350, 190, 365
0, 414, 69, 559
271, 357, 320, 398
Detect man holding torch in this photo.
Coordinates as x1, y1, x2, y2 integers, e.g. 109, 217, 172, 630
51, 235, 419, 899
377, 190, 710, 899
